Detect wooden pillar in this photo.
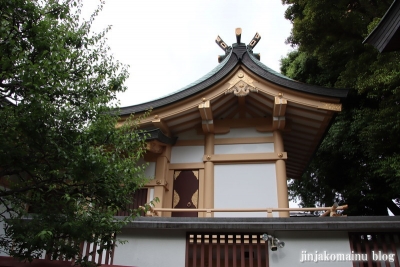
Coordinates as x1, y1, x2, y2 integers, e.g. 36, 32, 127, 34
153, 146, 171, 217
198, 169, 205, 217
274, 130, 289, 217
204, 133, 214, 216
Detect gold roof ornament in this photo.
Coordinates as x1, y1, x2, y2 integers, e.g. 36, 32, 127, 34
225, 71, 258, 97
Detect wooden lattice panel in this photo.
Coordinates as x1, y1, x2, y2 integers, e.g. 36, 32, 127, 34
186, 233, 269, 267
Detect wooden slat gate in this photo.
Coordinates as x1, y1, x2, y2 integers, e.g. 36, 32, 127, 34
0, 256, 136, 267
349, 232, 400, 267
39, 233, 116, 265
186, 233, 269, 267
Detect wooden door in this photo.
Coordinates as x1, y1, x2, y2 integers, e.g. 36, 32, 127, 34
172, 170, 199, 217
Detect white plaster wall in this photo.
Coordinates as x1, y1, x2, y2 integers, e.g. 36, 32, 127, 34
143, 162, 155, 179
171, 146, 204, 163
215, 128, 272, 139
113, 229, 186, 267
176, 128, 204, 140
137, 159, 156, 179
149, 188, 154, 201
214, 163, 278, 217
269, 231, 352, 267
215, 143, 274, 154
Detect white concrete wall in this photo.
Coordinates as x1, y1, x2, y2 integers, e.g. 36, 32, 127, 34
269, 231, 352, 267
171, 146, 204, 163
214, 163, 278, 217
113, 229, 186, 267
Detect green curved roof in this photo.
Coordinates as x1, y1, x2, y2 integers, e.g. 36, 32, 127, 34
119, 43, 348, 115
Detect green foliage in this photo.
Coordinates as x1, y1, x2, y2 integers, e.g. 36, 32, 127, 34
282, 0, 400, 215
0, 0, 151, 264
280, 50, 337, 87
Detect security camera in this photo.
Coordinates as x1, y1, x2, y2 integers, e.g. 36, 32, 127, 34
262, 234, 270, 241
270, 237, 285, 251
275, 238, 285, 248
262, 234, 285, 251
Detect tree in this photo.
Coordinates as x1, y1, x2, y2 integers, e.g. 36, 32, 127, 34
281, 0, 400, 215
0, 0, 149, 264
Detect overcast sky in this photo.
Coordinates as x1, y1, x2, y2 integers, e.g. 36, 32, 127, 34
82, 0, 293, 108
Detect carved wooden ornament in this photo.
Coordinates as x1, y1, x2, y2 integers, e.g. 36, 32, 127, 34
225, 71, 258, 97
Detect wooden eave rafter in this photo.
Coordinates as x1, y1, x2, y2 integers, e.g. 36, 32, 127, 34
219, 105, 239, 120
286, 106, 327, 122
290, 123, 320, 134
170, 120, 200, 135
212, 96, 238, 119
247, 91, 274, 109
165, 109, 199, 129
287, 114, 330, 129
245, 105, 264, 118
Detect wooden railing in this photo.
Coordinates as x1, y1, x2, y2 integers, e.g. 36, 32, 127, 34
141, 204, 348, 217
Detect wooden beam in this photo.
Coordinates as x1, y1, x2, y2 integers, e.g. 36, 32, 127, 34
199, 100, 214, 133
273, 96, 287, 117
318, 102, 342, 111
235, 28, 242, 43
201, 120, 215, 133
146, 140, 164, 154
248, 32, 261, 49
272, 116, 286, 130
169, 163, 205, 170
202, 152, 287, 163
198, 100, 214, 120
272, 96, 287, 130
152, 116, 170, 136
214, 136, 274, 145
215, 35, 229, 52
